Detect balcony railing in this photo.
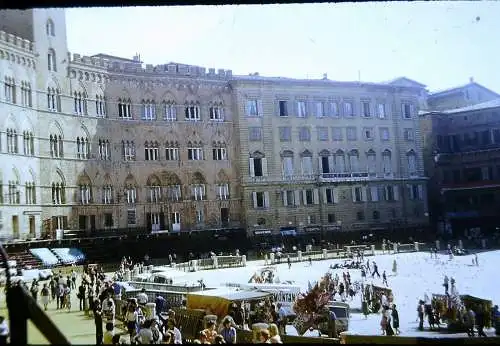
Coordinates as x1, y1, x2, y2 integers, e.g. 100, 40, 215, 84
319, 172, 371, 182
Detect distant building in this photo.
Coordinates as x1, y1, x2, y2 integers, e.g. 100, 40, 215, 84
420, 98, 500, 237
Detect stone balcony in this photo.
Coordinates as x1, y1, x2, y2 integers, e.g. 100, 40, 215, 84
318, 171, 375, 183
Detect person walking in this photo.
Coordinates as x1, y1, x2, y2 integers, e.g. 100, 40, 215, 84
78, 282, 86, 311
417, 300, 425, 331
93, 300, 104, 345
382, 271, 388, 287
287, 256, 291, 270
372, 262, 380, 278
443, 276, 449, 295
392, 259, 397, 276
391, 305, 400, 335
41, 284, 50, 311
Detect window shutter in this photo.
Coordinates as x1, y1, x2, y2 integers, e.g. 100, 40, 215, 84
322, 188, 327, 204
380, 186, 386, 201
294, 190, 301, 206
246, 101, 251, 116
333, 189, 339, 204
406, 184, 412, 200
261, 158, 268, 176
257, 99, 263, 116
361, 187, 368, 202
394, 185, 400, 201
249, 158, 255, 177
328, 155, 334, 172
313, 188, 320, 204
418, 185, 424, 200
410, 104, 415, 116
318, 157, 323, 174
401, 103, 405, 117
275, 100, 280, 116
264, 191, 270, 208
351, 187, 356, 202
302, 190, 307, 205
282, 191, 288, 206
63, 216, 68, 229
370, 186, 379, 202
252, 192, 257, 208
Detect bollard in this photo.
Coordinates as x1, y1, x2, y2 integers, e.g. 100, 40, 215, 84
414, 242, 419, 252
435, 240, 440, 251
270, 252, 276, 265
371, 245, 375, 256
458, 239, 463, 250
393, 243, 398, 254
297, 250, 302, 261
322, 249, 327, 260
145, 302, 156, 319
213, 256, 219, 269
242, 255, 246, 266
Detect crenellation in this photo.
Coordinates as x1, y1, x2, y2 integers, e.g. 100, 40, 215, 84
0, 30, 34, 53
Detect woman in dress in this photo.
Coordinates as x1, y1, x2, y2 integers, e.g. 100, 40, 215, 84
41, 283, 50, 311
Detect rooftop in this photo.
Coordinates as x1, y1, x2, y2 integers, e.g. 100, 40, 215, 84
441, 98, 500, 114
91, 53, 141, 64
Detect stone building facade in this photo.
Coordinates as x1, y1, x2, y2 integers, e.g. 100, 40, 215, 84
0, 8, 441, 240
231, 76, 430, 236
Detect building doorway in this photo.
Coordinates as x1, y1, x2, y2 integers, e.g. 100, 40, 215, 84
12, 215, 19, 239
29, 216, 36, 238
220, 208, 229, 226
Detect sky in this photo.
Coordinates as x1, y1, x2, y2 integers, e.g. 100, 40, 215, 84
65, 2, 500, 93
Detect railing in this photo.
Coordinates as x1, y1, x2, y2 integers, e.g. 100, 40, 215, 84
319, 172, 371, 182
127, 281, 203, 293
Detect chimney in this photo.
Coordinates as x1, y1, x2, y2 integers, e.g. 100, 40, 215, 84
469, 77, 474, 83
322, 73, 328, 80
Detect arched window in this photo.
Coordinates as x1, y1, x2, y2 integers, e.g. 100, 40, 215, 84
46, 19, 55, 36
48, 49, 57, 71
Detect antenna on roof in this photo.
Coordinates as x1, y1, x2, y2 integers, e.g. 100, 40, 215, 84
358, 70, 361, 82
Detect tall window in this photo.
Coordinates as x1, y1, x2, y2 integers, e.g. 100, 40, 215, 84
47, 49, 57, 71
73, 92, 87, 115
209, 103, 224, 121
46, 19, 55, 36
149, 186, 162, 203
367, 151, 376, 175
125, 187, 136, 204
47, 88, 60, 111
247, 100, 261, 117
51, 182, 65, 204
79, 185, 92, 205
142, 100, 156, 120
191, 184, 206, 201
102, 185, 113, 204
118, 98, 132, 118
407, 151, 417, 176
212, 144, 227, 161
348, 151, 360, 172
122, 141, 136, 161
334, 151, 346, 173
144, 141, 160, 161
8, 181, 20, 204
6, 129, 18, 154
382, 150, 392, 175
20, 82, 32, 107
402, 103, 413, 119
165, 141, 180, 161
296, 101, 307, 117
95, 95, 106, 117
361, 101, 371, 117
166, 185, 182, 201
343, 101, 353, 117
315, 102, 325, 118
185, 102, 200, 121
377, 103, 386, 118
23, 131, 34, 156
301, 153, 313, 176
187, 143, 203, 160
98, 139, 111, 160
282, 154, 294, 178
76, 137, 90, 159
4, 77, 16, 103
25, 182, 36, 204
163, 101, 177, 121
216, 184, 230, 200
50, 134, 63, 158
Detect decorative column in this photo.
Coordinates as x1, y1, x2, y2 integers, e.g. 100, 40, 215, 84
393, 242, 398, 254
322, 249, 327, 260
241, 255, 246, 266
370, 245, 375, 256
297, 250, 302, 261
414, 242, 419, 252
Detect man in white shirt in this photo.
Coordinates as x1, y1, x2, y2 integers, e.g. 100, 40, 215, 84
137, 288, 148, 306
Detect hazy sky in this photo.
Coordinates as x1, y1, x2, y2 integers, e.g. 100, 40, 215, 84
66, 2, 500, 93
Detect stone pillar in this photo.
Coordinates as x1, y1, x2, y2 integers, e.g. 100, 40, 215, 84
371, 245, 375, 256
482, 238, 486, 249
382, 243, 386, 254
414, 242, 419, 252
458, 239, 463, 250
125, 269, 131, 281
270, 252, 275, 265
393, 243, 398, 254
322, 249, 327, 260
297, 250, 302, 261
242, 255, 246, 266
213, 256, 219, 269
192, 259, 198, 272
133, 267, 139, 278
435, 240, 440, 250
145, 302, 156, 319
